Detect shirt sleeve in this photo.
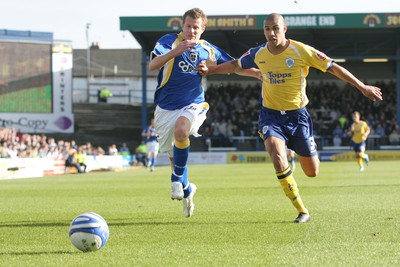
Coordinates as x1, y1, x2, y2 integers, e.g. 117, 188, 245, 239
151, 34, 174, 57
201, 40, 234, 65
301, 43, 334, 72
238, 47, 260, 69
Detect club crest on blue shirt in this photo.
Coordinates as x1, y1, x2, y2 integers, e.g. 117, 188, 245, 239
286, 58, 294, 68
190, 52, 198, 63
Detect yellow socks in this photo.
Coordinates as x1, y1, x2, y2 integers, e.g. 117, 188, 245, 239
277, 167, 309, 214
357, 156, 363, 168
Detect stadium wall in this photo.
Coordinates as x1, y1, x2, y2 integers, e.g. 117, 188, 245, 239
131, 150, 400, 166
0, 155, 130, 180
1, 150, 399, 180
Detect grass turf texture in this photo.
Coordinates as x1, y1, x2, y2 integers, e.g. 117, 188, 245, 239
0, 161, 399, 266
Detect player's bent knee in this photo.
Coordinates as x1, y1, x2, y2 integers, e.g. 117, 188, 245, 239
305, 170, 318, 177
299, 156, 319, 177
304, 166, 319, 177
174, 131, 189, 142
302, 165, 319, 177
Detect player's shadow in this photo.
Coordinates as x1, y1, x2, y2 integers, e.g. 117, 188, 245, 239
0, 218, 298, 227
107, 219, 283, 226
0, 220, 81, 256
0, 220, 69, 228
0, 251, 77, 256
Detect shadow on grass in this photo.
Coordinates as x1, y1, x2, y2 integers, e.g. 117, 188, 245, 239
0, 220, 174, 228
0, 218, 298, 228
0, 221, 69, 228
107, 219, 296, 226
0, 251, 77, 256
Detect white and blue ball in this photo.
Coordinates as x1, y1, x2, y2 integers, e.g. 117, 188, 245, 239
69, 212, 109, 252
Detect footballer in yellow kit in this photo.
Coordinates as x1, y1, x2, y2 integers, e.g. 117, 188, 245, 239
241, 39, 333, 111
204, 13, 383, 223
237, 38, 334, 223
239, 38, 333, 156
349, 111, 370, 171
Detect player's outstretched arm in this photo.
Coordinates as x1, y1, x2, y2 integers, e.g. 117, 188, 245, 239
208, 60, 240, 75
237, 67, 262, 80
328, 63, 383, 102
200, 59, 261, 80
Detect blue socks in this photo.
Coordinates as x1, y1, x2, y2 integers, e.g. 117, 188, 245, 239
171, 145, 192, 198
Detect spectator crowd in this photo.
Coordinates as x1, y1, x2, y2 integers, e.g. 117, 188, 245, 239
1, 80, 399, 160
201, 80, 399, 147
0, 128, 132, 165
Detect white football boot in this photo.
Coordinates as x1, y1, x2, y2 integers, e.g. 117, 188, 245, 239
183, 183, 197, 218
171, 181, 184, 200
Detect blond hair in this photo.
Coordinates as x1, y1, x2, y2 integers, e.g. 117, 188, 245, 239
183, 8, 207, 26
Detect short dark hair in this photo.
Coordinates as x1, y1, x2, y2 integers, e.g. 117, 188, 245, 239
265, 13, 285, 25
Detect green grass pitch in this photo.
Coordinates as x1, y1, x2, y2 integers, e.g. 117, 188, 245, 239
0, 161, 399, 266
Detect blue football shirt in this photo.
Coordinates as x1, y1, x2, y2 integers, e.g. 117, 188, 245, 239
151, 32, 234, 110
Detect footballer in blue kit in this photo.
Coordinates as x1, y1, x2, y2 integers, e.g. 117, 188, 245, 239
153, 34, 233, 110
142, 119, 159, 172
149, 8, 260, 218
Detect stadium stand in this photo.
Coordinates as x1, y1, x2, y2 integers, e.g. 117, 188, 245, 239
2, 12, 400, 155
1, 80, 397, 158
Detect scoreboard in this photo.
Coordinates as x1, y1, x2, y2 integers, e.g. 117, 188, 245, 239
0, 30, 74, 133
0, 41, 52, 113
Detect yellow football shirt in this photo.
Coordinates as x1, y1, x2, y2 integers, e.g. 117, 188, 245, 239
240, 39, 333, 111
351, 120, 369, 143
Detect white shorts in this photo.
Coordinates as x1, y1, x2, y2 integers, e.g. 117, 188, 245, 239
154, 102, 209, 154
146, 140, 159, 153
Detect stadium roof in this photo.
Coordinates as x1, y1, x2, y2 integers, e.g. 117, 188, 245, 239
120, 12, 400, 126
120, 12, 400, 60
0, 29, 53, 43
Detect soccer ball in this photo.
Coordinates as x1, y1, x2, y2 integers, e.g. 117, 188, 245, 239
69, 212, 109, 252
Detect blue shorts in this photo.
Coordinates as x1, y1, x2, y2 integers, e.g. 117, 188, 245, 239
258, 107, 317, 157
352, 141, 366, 152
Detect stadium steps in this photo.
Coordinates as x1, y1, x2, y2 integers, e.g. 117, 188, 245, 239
48, 103, 154, 150
48, 103, 207, 152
